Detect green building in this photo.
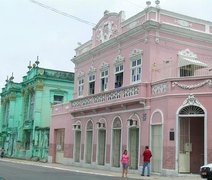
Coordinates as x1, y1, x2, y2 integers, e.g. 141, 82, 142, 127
0, 61, 74, 161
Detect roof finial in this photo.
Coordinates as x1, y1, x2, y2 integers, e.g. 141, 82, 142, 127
9, 72, 14, 81
104, 10, 109, 16
28, 61, 32, 70
146, 1, 151, 7
6, 76, 9, 82
155, 0, 160, 8
35, 56, 40, 67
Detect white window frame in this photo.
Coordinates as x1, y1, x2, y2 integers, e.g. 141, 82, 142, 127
131, 58, 142, 83
130, 49, 142, 84
53, 95, 64, 105
101, 69, 108, 92
114, 64, 124, 88
78, 78, 84, 97
88, 73, 95, 95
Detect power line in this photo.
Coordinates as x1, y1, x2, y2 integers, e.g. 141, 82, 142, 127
29, 0, 96, 26
124, 0, 145, 9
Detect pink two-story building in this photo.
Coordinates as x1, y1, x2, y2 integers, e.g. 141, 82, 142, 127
49, 3, 212, 176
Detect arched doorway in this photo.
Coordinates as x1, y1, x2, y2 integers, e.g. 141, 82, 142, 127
73, 121, 81, 163
97, 119, 106, 165
151, 110, 163, 173
55, 129, 64, 163
128, 113, 140, 170
85, 120, 93, 164
177, 95, 205, 174
112, 117, 122, 167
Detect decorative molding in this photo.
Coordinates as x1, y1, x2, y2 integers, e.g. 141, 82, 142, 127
81, 47, 90, 54
100, 62, 109, 70
114, 55, 125, 65
182, 94, 200, 107
77, 71, 85, 78
155, 37, 160, 44
71, 86, 139, 108
175, 19, 192, 28
172, 79, 212, 90
152, 83, 168, 95
96, 21, 118, 43
127, 21, 140, 29
178, 49, 197, 58
88, 66, 96, 74
38, 69, 44, 75
129, 49, 143, 58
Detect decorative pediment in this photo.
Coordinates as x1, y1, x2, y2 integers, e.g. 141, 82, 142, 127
96, 20, 118, 43
178, 49, 197, 59
182, 94, 201, 107
129, 49, 143, 58
100, 62, 109, 70
88, 66, 96, 74
114, 55, 125, 65
77, 71, 85, 78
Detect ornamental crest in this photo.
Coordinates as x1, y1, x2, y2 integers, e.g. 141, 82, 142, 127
97, 21, 117, 43
182, 94, 200, 107
100, 62, 109, 70
88, 66, 96, 74
130, 49, 143, 58
178, 49, 197, 59
77, 71, 85, 78
114, 55, 125, 65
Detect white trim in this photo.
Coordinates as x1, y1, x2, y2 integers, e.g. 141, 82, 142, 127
96, 118, 107, 165
73, 106, 148, 119
110, 116, 123, 167
84, 119, 94, 164
150, 109, 164, 173
178, 57, 208, 68
176, 94, 207, 173
127, 112, 141, 169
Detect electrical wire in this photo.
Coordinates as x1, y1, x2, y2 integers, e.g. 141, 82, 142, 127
29, 0, 96, 26
124, 0, 145, 9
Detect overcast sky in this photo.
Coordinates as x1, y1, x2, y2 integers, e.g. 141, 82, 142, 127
0, 0, 211, 90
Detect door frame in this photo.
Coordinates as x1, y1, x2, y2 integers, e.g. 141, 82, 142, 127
176, 95, 207, 173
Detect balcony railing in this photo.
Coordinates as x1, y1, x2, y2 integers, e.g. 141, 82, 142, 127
151, 59, 212, 82
71, 84, 141, 109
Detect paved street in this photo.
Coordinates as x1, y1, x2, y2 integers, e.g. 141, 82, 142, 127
0, 158, 202, 180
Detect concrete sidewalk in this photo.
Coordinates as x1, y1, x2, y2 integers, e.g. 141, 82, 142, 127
0, 158, 201, 179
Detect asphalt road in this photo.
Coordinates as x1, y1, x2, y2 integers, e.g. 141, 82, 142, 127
0, 160, 134, 180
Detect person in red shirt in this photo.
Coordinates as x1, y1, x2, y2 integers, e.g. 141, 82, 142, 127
141, 146, 152, 177
121, 149, 129, 177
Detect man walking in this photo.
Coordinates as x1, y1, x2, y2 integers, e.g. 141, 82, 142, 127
141, 146, 152, 177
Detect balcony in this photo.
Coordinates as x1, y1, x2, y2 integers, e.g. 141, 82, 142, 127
151, 58, 212, 83
70, 83, 146, 113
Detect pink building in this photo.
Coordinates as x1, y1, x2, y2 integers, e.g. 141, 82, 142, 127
49, 3, 212, 176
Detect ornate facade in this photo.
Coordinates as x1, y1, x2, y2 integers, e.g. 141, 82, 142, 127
0, 62, 74, 161
49, 3, 212, 176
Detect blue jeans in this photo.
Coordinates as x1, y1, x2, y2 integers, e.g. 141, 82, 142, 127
142, 161, 150, 176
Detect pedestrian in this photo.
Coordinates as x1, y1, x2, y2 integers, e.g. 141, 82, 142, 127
121, 149, 129, 178
141, 146, 152, 177
1, 147, 5, 158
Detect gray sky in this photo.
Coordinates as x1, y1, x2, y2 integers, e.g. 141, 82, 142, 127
0, 0, 211, 90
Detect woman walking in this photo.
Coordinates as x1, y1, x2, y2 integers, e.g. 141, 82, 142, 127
121, 149, 129, 178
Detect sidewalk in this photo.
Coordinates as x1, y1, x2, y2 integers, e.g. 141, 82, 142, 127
0, 158, 201, 180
